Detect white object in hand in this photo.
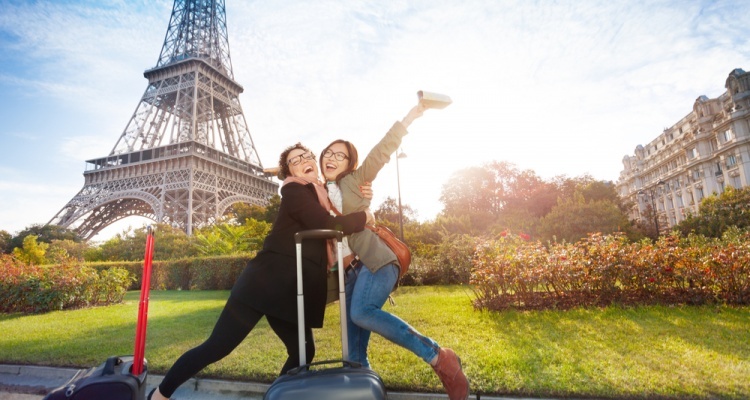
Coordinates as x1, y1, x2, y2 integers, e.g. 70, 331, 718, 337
417, 91, 452, 109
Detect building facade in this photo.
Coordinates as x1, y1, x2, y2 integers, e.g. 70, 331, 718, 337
617, 68, 750, 232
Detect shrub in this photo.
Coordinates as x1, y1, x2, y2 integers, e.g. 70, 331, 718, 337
401, 234, 478, 286
0, 254, 134, 314
471, 230, 750, 311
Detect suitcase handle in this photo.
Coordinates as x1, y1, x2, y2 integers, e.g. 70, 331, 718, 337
294, 229, 343, 243
294, 229, 348, 366
286, 359, 363, 375
103, 356, 121, 375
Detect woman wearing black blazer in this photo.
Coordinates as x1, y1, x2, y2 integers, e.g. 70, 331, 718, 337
150, 143, 371, 400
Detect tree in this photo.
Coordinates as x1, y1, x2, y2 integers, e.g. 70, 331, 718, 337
675, 186, 750, 238
439, 163, 505, 220
192, 219, 271, 256
93, 223, 193, 261
0, 230, 11, 254
439, 161, 565, 234
9, 224, 81, 252
48, 239, 91, 263
374, 197, 416, 226
228, 194, 280, 224
12, 235, 48, 265
538, 193, 631, 244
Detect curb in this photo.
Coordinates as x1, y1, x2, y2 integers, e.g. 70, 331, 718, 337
0, 364, 534, 400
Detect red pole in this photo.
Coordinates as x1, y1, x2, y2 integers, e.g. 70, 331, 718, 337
133, 226, 155, 376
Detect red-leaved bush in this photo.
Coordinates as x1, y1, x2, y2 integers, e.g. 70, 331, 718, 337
471, 229, 750, 311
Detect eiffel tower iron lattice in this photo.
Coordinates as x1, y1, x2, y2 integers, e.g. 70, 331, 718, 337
49, 0, 278, 239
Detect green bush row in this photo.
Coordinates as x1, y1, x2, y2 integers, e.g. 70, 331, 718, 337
88, 253, 255, 291
0, 255, 133, 314
471, 229, 750, 310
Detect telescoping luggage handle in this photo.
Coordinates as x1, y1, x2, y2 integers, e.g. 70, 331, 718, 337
133, 226, 155, 376
294, 230, 347, 366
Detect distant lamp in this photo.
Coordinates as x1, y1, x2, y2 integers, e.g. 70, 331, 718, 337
396, 149, 407, 241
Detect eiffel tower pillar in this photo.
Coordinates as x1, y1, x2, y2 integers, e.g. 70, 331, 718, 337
49, 0, 279, 239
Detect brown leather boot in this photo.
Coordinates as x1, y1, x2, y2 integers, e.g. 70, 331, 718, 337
431, 348, 469, 400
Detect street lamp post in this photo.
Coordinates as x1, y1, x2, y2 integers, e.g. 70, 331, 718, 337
396, 149, 407, 241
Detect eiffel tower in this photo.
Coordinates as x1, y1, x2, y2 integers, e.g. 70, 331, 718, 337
49, 0, 278, 239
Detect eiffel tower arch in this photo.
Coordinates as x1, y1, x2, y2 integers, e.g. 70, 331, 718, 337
49, 0, 279, 239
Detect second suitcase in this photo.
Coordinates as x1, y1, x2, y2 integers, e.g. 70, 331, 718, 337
263, 229, 387, 400
43, 355, 147, 400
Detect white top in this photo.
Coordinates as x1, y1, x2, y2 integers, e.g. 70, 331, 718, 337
326, 181, 353, 261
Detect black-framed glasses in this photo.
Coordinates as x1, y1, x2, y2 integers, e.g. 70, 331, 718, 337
323, 149, 349, 161
287, 152, 316, 166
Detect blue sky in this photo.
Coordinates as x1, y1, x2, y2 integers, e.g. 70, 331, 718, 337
1, 0, 749, 241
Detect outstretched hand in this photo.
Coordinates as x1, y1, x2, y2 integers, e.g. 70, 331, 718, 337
400, 102, 428, 129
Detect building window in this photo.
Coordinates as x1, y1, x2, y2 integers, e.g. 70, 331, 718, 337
727, 154, 737, 167
687, 147, 698, 160
696, 187, 704, 201
722, 130, 733, 142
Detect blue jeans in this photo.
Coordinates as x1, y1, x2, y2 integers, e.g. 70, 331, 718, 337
345, 262, 440, 368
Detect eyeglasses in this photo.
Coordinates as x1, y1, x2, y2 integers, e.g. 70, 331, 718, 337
287, 152, 316, 166
323, 149, 350, 161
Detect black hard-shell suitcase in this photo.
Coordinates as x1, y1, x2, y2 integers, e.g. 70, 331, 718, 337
43, 227, 155, 400
263, 229, 388, 400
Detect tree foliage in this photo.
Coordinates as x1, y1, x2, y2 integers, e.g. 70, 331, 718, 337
438, 161, 632, 241
675, 185, 750, 238
538, 193, 630, 244
192, 219, 271, 256
90, 224, 193, 261
229, 194, 281, 224
9, 224, 81, 253
12, 235, 49, 265
374, 196, 417, 225
0, 230, 11, 254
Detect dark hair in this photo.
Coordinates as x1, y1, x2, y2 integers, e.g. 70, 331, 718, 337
320, 140, 359, 183
278, 142, 312, 180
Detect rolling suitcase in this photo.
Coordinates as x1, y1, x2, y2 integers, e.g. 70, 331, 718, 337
263, 229, 388, 400
44, 227, 156, 400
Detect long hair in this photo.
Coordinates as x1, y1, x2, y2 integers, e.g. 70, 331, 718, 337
320, 139, 359, 183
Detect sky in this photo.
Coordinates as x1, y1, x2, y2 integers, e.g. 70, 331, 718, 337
1, 0, 749, 242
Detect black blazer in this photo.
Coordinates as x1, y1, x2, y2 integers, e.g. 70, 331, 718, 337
230, 181, 366, 328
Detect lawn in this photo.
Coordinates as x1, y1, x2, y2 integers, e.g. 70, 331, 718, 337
1, 286, 748, 399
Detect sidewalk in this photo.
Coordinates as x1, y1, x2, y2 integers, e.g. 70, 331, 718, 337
0, 364, 532, 400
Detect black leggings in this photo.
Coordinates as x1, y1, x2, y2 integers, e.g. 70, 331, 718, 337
158, 296, 315, 397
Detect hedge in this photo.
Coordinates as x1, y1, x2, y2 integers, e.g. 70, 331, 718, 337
0, 254, 133, 314
87, 253, 255, 291
471, 229, 750, 311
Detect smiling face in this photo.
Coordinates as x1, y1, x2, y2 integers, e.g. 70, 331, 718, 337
286, 148, 319, 181
321, 142, 351, 181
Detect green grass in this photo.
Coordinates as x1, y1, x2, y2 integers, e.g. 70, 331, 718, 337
1, 286, 748, 399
